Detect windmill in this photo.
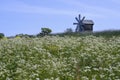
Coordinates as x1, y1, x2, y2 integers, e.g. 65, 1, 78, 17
73, 14, 85, 32
73, 14, 94, 32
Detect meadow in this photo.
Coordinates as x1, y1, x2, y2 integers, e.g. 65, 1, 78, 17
0, 32, 120, 80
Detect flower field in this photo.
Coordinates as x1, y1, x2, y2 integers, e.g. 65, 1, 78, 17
0, 35, 120, 80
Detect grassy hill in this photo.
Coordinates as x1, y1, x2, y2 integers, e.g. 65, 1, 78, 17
54, 30, 120, 38
0, 30, 120, 80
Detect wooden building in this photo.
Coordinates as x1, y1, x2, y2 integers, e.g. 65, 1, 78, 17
73, 14, 94, 32
82, 20, 94, 31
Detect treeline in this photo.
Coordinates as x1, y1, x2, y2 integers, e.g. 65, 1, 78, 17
1, 28, 120, 39
0, 27, 74, 39
0, 27, 52, 39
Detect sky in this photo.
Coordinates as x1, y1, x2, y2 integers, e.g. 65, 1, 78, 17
0, 0, 120, 36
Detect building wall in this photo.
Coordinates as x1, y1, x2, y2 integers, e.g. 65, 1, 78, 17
84, 24, 93, 31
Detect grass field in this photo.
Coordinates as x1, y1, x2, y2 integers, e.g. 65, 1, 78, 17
0, 31, 120, 80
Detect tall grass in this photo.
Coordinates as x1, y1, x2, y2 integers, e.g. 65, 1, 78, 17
0, 33, 120, 79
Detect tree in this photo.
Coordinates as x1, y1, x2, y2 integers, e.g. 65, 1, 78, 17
0, 33, 4, 39
41, 28, 52, 36
65, 28, 73, 33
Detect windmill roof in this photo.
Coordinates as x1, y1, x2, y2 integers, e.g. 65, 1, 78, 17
83, 20, 94, 25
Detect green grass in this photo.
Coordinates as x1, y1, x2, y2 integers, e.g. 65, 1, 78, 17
0, 30, 120, 80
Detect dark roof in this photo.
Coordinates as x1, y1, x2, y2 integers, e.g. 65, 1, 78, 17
82, 20, 94, 25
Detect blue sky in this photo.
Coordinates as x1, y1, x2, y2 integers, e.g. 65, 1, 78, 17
0, 0, 120, 36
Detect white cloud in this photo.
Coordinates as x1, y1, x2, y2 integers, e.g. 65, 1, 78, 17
57, 0, 120, 18
0, 1, 78, 16
1, 0, 120, 20
0, 0, 107, 18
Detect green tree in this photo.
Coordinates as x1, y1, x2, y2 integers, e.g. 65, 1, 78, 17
0, 33, 4, 39
41, 27, 52, 35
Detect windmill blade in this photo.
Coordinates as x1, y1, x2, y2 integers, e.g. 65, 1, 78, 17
78, 14, 81, 21
75, 17, 80, 23
81, 16, 85, 22
75, 25, 79, 32
73, 23, 78, 25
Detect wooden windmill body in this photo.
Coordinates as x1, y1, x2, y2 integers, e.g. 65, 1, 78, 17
73, 14, 94, 32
